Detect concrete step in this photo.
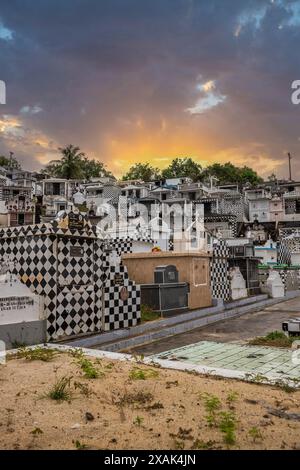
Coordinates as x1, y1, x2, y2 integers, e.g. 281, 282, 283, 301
63, 294, 266, 349
63, 292, 300, 352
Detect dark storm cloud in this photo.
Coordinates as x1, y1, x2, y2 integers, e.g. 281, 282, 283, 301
0, 0, 300, 177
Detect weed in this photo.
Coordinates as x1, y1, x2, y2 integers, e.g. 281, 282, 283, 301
47, 376, 72, 402
166, 380, 178, 389
170, 427, 193, 441
78, 358, 102, 379
17, 347, 59, 362
248, 331, 293, 348
226, 391, 239, 408
274, 379, 296, 394
117, 390, 153, 407
201, 393, 221, 427
146, 402, 164, 411
248, 426, 263, 442
141, 304, 161, 322
69, 349, 84, 359
174, 440, 185, 450
129, 367, 159, 381
31, 427, 43, 435
105, 362, 114, 370
74, 381, 93, 397
245, 373, 268, 384
191, 439, 218, 450
219, 411, 236, 446
73, 440, 87, 450
132, 353, 145, 363
133, 415, 144, 426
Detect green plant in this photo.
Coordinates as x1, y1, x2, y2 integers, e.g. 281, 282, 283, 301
219, 411, 236, 446
129, 367, 159, 381
274, 379, 296, 394
117, 390, 154, 407
248, 331, 293, 348
226, 391, 239, 408
47, 376, 72, 402
31, 427, 43, 435
69, 348, 85, 359
141, 304, 161, 322
174, 440, 185, 450
248, 426, 263, 442
245, 373, 268, 384
73, 440, 87, 450
201, 393, 221, 427
133, 415, 144, 426
192, 439, 217, 450
17, 347, 59, 362
74, 381, 93, 397
170, 427, 193, 441
78, 358, 102, 379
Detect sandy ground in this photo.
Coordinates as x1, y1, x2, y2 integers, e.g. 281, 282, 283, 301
0, 351, 300, 450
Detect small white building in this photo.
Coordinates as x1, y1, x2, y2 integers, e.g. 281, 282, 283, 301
254, 239, 278, 265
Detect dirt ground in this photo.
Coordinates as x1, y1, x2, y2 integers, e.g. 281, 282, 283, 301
0, 351, 300, 450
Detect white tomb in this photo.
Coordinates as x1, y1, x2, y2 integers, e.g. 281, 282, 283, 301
0, 272, 44, 326
266, 270, 285, 298
229, 267, 248, 300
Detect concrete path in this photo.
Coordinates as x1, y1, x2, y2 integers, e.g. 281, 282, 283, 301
150, 340, 300, 382
131, 296, 300, 356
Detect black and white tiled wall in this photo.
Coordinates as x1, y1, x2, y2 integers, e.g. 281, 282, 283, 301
210, 240, 231, 301
0, 220, 142, 341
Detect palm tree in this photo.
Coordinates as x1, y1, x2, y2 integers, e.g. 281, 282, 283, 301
56, 145, 85, 179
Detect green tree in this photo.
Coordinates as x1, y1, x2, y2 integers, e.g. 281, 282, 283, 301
81, 157, 115, 180
202, 162, 262, 186
42, 145, 115, 180
0, 154, 21, 169
55, 145, 85, 179
122, 162, 161, 181
238, 166, 263, 185
161, 157, 202, 182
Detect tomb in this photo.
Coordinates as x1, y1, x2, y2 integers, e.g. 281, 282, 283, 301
122, 251, 212, 310
0, 268, 45, 348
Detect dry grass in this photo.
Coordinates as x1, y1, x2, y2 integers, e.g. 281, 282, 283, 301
0, 351, 299, 450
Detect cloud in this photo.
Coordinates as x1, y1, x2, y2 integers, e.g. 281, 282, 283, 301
186, 80, 226, 114
0, 113, 59, 169
20, 105, 43, 115
0, 0, 299, 178
0, 22, 13, 41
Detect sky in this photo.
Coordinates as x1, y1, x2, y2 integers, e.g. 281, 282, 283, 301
0, 0, 300, 179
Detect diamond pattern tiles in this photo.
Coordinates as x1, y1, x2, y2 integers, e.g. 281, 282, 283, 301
57, 237, 94, 286
102, 264, 141, 331
210, 241, 230, 301
0, 223, 142, 341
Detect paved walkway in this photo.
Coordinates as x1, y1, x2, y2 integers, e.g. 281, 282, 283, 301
132, 296, 300, 356
150, 340, 300, 382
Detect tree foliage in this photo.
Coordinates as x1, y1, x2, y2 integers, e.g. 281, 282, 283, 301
42, 145, 114, 180
201, 162, 263, 186
161, 157, 202, 182
0, 154, 21, 169
122, 162, 161, 181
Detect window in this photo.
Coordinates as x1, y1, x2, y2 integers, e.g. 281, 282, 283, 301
18, 213, 25, 225
44, 182, 65, 196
